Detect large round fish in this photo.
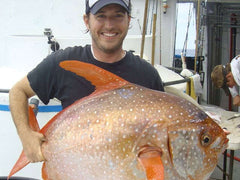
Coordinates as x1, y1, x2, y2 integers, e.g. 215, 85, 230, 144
9, 61, 228, 180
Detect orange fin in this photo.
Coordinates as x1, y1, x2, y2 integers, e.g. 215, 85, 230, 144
7, 151, 30, 179
8, 106, 40, 179
42, 162, 49, 180
28, 105, 40, 131
138, 147, 164, 180
59, 61, 128, 92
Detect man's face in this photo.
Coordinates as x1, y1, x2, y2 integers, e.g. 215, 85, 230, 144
84, 4, 130, 54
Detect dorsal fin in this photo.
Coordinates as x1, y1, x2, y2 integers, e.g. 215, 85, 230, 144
59, 60, 128, 92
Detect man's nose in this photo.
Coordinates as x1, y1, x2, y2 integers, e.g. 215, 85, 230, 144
104, 17, 115, 29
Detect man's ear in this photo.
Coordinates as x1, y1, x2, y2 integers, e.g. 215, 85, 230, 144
128, 15, 131, 26
83, 14, 90, 29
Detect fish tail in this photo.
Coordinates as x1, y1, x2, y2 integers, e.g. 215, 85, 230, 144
8, 106, 40, 179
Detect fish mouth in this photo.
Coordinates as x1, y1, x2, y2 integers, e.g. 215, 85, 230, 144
210, 136, 229, 152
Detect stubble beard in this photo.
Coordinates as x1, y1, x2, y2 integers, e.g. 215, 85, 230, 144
90, 31, 127, 54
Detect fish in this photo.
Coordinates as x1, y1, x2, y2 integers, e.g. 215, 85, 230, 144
8, 60, 228, 180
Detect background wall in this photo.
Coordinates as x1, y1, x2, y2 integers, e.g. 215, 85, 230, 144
0, 0, 179, 73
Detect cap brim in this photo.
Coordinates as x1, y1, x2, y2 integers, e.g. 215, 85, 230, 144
90, 0, 129, 14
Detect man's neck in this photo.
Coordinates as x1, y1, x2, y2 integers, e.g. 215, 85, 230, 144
91, 45, 126, 63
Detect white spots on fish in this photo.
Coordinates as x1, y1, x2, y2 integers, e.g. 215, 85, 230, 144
159, 118, 163, 122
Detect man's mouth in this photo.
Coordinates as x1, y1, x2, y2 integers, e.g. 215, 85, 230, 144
102, 32, 118, 37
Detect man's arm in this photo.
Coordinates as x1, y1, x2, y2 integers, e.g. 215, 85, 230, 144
9, 76, 45, 162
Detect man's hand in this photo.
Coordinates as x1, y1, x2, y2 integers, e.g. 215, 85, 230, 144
20, 129, 46, 163
233, 95, 240, 106
226, 72, 237, 88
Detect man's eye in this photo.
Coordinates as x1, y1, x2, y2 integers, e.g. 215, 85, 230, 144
116, 14, 124, 18
96, 14, 105, 18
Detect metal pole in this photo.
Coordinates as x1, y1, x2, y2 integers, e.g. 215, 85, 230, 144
194, 0, 201, 73
140, 0, 149, 58
0, 89, 9, 93
151, 14, 157, 65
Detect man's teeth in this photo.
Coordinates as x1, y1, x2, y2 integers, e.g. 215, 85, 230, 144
104, 33, 116, 37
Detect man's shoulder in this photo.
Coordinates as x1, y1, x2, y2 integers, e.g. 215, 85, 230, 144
57, 45, 90, 56
131, 54, 158, 74
46, 45, 91, 62
127, 52, 153, 67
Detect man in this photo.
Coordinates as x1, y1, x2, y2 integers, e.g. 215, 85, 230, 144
211, 55, 240, 106
9, 0, 164, 163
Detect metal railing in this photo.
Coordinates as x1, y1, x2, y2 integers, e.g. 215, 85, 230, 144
0, 89, 9, 93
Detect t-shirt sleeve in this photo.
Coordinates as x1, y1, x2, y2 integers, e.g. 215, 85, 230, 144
27, 53, 58, 105
152, 68, 165, 92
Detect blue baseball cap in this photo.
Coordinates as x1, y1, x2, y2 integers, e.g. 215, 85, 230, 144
86, 0, 131, 14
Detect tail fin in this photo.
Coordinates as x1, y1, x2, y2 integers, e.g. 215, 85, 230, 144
8, 106, 40, 179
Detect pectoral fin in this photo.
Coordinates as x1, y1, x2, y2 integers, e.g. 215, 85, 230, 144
138, 146, 164, 180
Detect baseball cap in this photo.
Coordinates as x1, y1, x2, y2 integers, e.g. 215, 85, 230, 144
211, 64, 231, 96
86, 0, 131, 15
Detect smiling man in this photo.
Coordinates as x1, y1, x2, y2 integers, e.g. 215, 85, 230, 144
84, 2, 130, 62
9, 0, 164, 163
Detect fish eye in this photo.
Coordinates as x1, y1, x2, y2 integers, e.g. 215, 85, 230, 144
201, 134, 211, 146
